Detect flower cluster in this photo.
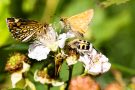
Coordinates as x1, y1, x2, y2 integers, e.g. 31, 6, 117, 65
26, 21, 111, 84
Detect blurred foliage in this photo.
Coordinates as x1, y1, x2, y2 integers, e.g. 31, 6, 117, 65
100, 0, 129, 8
0, 0, 135, 89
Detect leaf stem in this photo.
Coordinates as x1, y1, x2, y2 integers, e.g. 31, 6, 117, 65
47, 84, 51, 90
66, 65, 73, 90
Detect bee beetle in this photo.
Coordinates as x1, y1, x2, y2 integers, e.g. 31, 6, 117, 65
68, 39, 93, 54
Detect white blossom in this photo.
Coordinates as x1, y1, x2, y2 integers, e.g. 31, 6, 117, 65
28, 25, 74, 61
79, 49, 111, 75
28, 44, 50, 61
11, 61, 30, 88
22, 61, 30, 72
11, 71, 22, 88
58, 32, 75, 48
34, 70, 52, 84
57, 33, 68, 48
66, 55, 78, 66
34, 69, 64, 86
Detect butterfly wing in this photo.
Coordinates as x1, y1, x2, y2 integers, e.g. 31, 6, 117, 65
67, 9, 94, 37
6, 18, 44, 42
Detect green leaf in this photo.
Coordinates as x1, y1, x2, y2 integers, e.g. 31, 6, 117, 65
72, 62, 83, 77
29, 60, 46, 74
59, 61, 69, 82
16, 79, 26, 89
50, 86, 60, 90
34, 82, 48, 90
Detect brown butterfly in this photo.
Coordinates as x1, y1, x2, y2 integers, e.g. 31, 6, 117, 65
60, 9, 94, 37
6, 18, 48, 42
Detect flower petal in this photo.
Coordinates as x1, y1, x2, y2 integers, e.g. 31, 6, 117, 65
46, 25, 58, 42
58, 33, 67, 48
52, 81, 64, 86
22, 61, 30, 73
11, 71, 22, 88
66, 56, 78, 66
86, 62, 102, 75
99, 54, 109, 62
28, 44, 50, 61
86, 61, 111, 75
58, 32, 75, 48
102, 62, 111, 73
79, 54, 91, 66
34, 70, 52, 84
66, 31, 75, 38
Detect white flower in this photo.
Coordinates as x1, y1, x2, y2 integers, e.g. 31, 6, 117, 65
28, 44, 50, 61
34, 70, 52, 84
11, 71, 22, 88
79, 54, 90, 67
57, 31, 75, 48
86, 59, 111, 75
57, 33, 67, 48
28, 25, 74, 61
79, 49, 111, 75
22, 61, 30, 72
34, 69, 64, 86
66, 55, 78, 66
66, 31, 75, 38
11, 61, 30, 88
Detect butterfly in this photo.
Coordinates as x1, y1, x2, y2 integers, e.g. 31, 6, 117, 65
6, 18, 48, 42
60, 9, 94, 37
